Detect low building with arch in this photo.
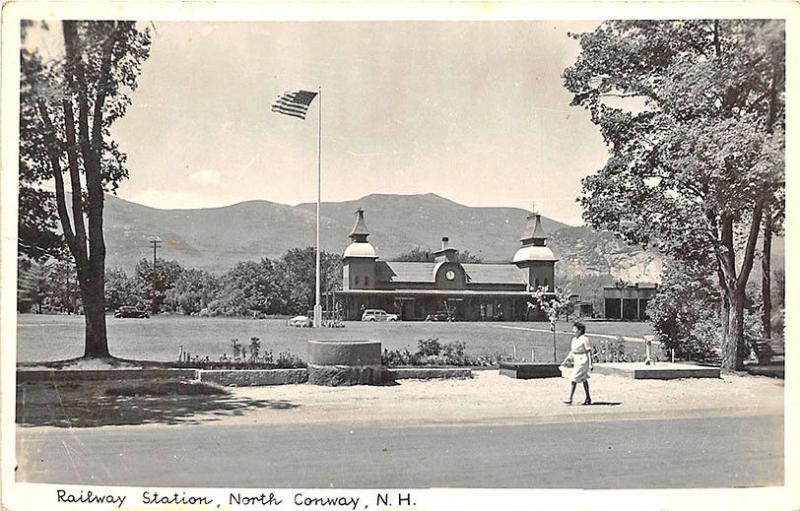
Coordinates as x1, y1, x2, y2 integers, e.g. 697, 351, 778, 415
338, 208, 558, 321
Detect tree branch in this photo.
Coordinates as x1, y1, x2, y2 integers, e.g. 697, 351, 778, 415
91, 22, 119, 155
718, 212, 736, 291
36, 99, 82, 263
736, 194, 765, 291
61, 98, 89, 263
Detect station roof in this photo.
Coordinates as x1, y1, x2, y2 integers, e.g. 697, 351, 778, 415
375, 261, 527, 285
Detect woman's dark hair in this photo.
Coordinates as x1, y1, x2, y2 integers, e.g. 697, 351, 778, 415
573, 321, 586, 335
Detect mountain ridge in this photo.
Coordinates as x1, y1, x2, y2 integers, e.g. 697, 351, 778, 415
94, 192, 672, 292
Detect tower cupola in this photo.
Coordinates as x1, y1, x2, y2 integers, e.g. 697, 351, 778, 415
344, 208, 378, 259
513, 208, 557, 264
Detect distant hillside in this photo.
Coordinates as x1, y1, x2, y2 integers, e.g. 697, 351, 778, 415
100, 193, 572, 273
92, 192, 783, 296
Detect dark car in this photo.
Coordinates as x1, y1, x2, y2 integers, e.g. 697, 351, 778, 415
114, 306, 150, 318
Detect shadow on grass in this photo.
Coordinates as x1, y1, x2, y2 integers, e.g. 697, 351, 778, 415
16, 378, 300, 428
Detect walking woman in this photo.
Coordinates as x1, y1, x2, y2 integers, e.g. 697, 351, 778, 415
561, 321, 593, 405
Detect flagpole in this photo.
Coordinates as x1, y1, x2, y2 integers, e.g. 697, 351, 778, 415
314, 85, 322, 328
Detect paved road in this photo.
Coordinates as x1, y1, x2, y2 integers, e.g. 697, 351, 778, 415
16, 414, 782, 488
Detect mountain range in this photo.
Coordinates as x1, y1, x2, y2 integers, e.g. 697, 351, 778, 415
100, 193, 658, 282
100, 192, 782, 288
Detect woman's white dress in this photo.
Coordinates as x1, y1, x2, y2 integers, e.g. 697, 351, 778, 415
569, 334, 592, 383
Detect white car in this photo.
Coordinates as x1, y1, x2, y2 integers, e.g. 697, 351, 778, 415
361, 309, 399, 322
287, 315, 313, 327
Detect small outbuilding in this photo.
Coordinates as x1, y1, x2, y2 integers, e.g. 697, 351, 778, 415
603, 282, 658, 320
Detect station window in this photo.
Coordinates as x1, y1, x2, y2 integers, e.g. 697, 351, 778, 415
355, 276, 360, 286
365, 276, 370, 286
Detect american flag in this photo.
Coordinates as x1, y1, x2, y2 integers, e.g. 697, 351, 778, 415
271, 90, 318, 120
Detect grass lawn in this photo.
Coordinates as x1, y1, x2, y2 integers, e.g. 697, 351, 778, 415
16, 313, 657, 365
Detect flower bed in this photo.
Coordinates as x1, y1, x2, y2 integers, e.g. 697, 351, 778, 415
382, 338, 506, 367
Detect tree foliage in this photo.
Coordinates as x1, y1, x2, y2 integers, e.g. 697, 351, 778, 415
564, 20, 784, 369
393, 246, 483, 263
647, 259, 721, 362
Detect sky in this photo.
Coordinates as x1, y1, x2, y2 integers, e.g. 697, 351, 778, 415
31, 20, 608, 225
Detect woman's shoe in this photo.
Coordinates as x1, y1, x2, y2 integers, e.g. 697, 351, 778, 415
562, 400, 572, 405
583, 398, 592, 405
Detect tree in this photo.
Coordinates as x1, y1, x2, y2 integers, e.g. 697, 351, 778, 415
17, 262, 51, 314
564, 21, 784, 370
528, 286, 573, 362
215, 260, 278, 316
105, 268, 141, 310
134, 258, 184, 313
46, 260, 80, 314
20, 21, 151, 358
276, 248, 342, 314
166, 268, 220, 315
760, 187, 784, 338
393, 246, 483, 263
648, 259, 721, 362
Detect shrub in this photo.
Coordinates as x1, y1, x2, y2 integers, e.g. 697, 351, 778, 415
249, 337, 261, 362
416, 338, 442, 357
382, 348, 415, 366
591, 339, 636, 363
442, 340, 467, 365
275, 351, 306, 369
648, 259, 721, 362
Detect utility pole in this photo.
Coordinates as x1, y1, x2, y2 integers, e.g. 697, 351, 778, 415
150, 239, 161, 314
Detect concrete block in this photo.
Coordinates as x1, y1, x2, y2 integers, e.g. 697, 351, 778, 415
198, 369, 308, 386
385, 367, 472, 381
499, 362, 562, 379
307, 364, 383, 386
593, 362, 720, 379
16, 368, 198, 383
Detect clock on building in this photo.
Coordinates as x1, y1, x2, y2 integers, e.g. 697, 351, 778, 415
445, 270, 456, 281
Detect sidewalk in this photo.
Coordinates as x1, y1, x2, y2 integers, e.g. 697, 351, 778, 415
183, 370, 784, 430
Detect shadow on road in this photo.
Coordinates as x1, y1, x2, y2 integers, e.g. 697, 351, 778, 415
585, 401, 622, 406
16, 379, 300, 428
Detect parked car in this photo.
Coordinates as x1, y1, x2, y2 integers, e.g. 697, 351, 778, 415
113, 306, 150, 318
361, 309, 399, 322
425, 310, 454, 322
288, 315, 313, 327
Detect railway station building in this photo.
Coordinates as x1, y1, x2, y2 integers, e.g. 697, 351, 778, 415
338, 208, 558, 321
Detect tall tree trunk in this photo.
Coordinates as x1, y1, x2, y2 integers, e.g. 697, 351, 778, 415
732, 287, 747, 369
717, 198, 764, 371
761, 209, 772, 338
80, 272, 110, 358
62, 20, 113, 359
720, 290, 735, 369
721, 288, 747, 370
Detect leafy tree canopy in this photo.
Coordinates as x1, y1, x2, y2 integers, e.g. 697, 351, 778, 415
564, 20, 784, 369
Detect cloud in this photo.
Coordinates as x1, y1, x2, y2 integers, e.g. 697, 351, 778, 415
187, 169, 221, 186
